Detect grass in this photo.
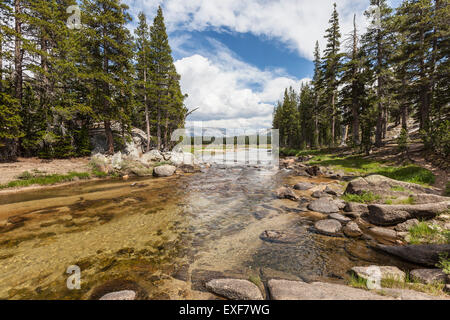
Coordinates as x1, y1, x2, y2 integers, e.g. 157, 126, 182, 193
446, 181, 450, 196
399, 196, 415, 205
437, 254, 450, 275
280, 148, 329, 157
390, 186, 406, 192
0, 171, 91, 190
348, 274, 448, 297
248, 275, 262, 287
381, 275, 447, 297
306, 154, 435, 185
341, 191, 381, 204
348, 274, 368, 289
408, 222, 450, 245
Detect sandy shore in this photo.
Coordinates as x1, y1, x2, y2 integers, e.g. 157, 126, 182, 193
0, 157, 91, 185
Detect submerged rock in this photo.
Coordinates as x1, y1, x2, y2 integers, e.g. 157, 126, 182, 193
259, 230, 300, 244
343, 221, 362, 238
205, 279, 263, 300
293, 182, 315, 190
329, 213, 351, 223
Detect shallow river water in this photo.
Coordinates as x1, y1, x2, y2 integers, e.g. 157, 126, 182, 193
0, 151, 415, 299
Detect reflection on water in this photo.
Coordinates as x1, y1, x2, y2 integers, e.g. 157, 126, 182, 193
201, 148, 278, 167
0, 153, 414, 300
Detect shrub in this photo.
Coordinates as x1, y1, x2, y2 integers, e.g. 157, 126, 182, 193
397, 128, 408, 153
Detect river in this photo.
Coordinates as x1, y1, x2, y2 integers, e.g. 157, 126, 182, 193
0, 150, 412, 299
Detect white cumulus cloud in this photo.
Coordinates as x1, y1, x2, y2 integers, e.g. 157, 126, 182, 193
125, 0, 373, 60
174, 41, 309, 129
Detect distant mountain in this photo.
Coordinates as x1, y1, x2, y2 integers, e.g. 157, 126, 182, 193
184, 127, 272, 137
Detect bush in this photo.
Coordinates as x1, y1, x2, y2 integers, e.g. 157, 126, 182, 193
397, 128, 408, 153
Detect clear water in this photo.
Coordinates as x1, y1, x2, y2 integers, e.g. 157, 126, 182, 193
0, 154, 415, 299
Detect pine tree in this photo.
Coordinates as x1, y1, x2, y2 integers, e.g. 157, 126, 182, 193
134, 12, 152, 151
312, 41, 322, 148
321, 3, 343, 147
395, 0, 449, 156
23, 0, 88, 158
340, 14, 363, 146
0, 0, 22, 160
362, 0, 394, 147
298, 83, 315, 149
164, 64, 187, 150
149, 6, 185, 151
81, 0, 134, 155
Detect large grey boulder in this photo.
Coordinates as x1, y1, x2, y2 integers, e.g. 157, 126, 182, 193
308, 199, 339, 213
313, 219, 342, 236
410, 269, 447, 284
267, 280, 391, 300
163, 151, 197, 166
142, 149, 164, 163
345, 175, 438, 197
351, 266, 406, 282
153, 165, 177, 177
367, 202, 450, 226
205, 279, 263, 300
374, 244, 450, 267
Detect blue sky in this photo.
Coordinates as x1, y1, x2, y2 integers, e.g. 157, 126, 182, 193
124, 0, 403, 129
